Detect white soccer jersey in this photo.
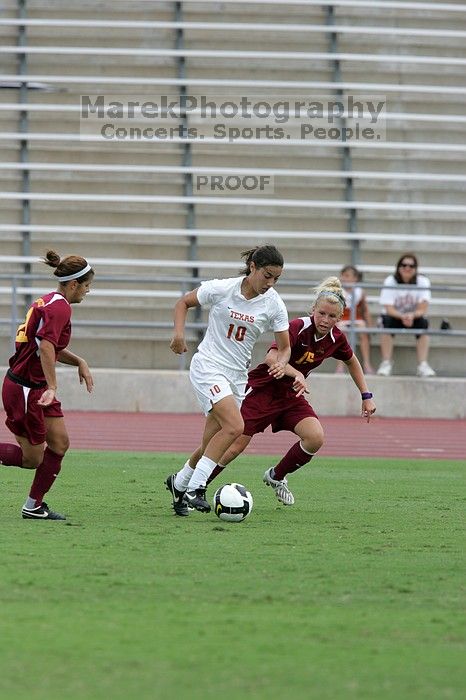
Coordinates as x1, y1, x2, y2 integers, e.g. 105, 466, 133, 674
195, 276, 289, 372
379, 274, 431, 314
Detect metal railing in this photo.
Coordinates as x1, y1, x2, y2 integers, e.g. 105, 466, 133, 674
1, 272, 465, 338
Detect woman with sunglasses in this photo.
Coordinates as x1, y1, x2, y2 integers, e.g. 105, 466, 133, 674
377, 253, 435, 377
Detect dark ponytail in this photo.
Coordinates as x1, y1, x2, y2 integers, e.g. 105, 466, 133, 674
239, 245, 284, 275
42, 249, 94, 283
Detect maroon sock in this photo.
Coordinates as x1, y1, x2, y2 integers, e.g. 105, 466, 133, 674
273, 441, 314, 480
29, 447, 63, 505
0, 443, 23, 467
206, 464, 225, 486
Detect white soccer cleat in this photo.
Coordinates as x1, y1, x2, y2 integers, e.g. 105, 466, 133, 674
263, 468, 295, 506
377, 360, 393, 377
416, 361, 436, 378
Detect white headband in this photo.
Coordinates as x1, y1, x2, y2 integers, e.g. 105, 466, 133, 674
56, 263, 92, 283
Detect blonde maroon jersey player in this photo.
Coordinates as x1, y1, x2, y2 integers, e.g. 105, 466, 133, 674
248, 315, 353, 391
207, 316, 355, 488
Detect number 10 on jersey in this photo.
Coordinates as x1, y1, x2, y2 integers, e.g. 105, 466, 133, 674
227, 324, 247, 342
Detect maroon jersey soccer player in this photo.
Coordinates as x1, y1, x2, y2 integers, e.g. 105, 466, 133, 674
204, 276, 377, 506
0, 250, 94, 520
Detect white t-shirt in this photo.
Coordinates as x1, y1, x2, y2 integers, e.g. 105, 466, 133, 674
379, 273, 431, 314
342, 285, 364, 319
195, 276, 289, 372
343, 285, 363, 308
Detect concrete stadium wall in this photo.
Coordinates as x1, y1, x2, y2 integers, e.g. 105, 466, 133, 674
6, 367, 463, 420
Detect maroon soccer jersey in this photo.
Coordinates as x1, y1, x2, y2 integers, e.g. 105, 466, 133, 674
247, 315, 353, 391
8, 292, 72, 384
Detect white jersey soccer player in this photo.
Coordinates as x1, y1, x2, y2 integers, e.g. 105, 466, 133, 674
196, 276, 289, 372
190, 276, 289, 416
167, 245, 291, 515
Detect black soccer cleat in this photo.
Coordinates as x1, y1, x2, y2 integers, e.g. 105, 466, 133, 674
184, 488, 211, 513
21, 501, 66, 520
165, 474, 189, 517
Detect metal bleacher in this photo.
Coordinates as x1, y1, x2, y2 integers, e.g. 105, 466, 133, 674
1, 0, 466, 377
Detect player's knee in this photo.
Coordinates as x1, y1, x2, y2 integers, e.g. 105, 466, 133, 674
302, 427, 324, 453
315, 437, 324, 453
302, 439, 323, 454
225, 418, 244, 441
47, 436, 70, 455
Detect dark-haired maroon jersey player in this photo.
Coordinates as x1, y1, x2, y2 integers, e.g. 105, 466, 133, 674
206, 276, 377, 506
0, 250, 94, 520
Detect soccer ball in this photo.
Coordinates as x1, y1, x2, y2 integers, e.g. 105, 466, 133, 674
212, 483, 253, 522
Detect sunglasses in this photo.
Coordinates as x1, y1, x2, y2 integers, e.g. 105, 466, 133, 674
400, 263, 416, 269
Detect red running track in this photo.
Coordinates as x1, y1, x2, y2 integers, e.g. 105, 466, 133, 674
0, 411, 464, 460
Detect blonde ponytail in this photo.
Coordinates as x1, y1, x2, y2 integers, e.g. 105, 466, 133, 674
311, 276, 346, 313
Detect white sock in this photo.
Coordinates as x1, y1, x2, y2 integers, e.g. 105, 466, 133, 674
174, 461, 193, 491
187, 456, 217, 490
24, 497, 38, 509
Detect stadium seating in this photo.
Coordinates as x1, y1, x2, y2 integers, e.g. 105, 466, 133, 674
1, 0, 465, 377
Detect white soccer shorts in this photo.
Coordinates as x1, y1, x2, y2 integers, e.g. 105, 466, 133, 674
189, 353, 247, 416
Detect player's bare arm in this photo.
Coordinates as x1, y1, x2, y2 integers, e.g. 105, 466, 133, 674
170, 288, 200, 354
345, 354, 376, 422
38, 339, 58, 406
58, 348, 94, 393
265, 348, 309, 397
266, 331, 291, 379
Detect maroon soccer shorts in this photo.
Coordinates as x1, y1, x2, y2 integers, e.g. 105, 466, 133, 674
241, 381, 318, 437
2, 375, 63, 445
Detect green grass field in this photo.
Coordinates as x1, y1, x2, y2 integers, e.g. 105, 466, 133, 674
0, 451, 464, 700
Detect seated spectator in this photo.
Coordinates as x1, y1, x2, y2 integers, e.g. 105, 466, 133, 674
377, 253, 435, 377
336, 265, 374, 374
